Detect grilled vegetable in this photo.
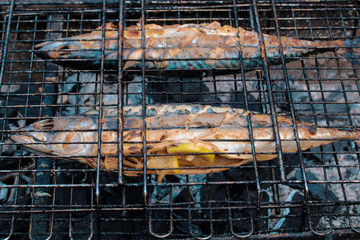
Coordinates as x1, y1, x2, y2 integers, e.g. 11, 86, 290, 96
10, 104, 360, 182
35, 21, 360, 72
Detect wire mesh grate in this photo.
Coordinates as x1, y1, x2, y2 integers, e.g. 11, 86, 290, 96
1, 0, 360, 239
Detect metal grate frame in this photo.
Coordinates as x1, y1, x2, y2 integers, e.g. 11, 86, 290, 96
0, 0, 360, 239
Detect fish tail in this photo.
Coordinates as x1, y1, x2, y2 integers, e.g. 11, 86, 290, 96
354, 129, 360, 145
350, 129, 360, 145
337, 38, 360, 65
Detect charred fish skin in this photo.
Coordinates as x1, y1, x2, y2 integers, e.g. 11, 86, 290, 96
10, 104, 360, 182
35, 21, 360, 72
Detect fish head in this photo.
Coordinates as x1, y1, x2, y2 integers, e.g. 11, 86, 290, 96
10, 117, 96, 157
35, 23, 121, 69
35, 36, 101, 62
35, 24, 119, 69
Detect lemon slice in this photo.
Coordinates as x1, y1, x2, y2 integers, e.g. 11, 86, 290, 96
147, 156, 180, 174
148, 156, 180, 182
167, 142, 215, 166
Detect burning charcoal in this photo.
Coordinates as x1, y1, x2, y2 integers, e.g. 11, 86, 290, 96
290, 170, 339, 203
293, 98, 348, 123
350, 103, 360, 126
60, 73, 121, 115
200, 173, 227, 203
230, 90, 263, 112
146, 77, 214, 103
271, 81, 290, 112
60, 73, 151, 115
125, 78, 144, 105
306, 141, 351, 164
287, 169, 340, 229
0, 171, 32, 236
150, 181, 175, 203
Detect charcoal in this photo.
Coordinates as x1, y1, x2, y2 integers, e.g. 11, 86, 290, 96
146, 77, 215, 103
55, 172, 91, 213
286, 169, 339, 229
230, 90, 263, 112
172, 212, 203, 237
276, 191, 306, 230
172, 187, 204, 237
307, 141, 351, 164
272, 81, 290, 112
291, 170, 339, 203
0, 94, 42, 133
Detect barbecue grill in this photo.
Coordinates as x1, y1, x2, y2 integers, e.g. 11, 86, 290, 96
1, 0, 360, 239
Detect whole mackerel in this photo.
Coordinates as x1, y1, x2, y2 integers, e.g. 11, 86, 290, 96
10, 104, 360, 182
35, 21, 360, 72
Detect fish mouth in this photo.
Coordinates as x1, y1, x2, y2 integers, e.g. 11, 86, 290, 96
10, 118, 88, 156
10, 132, 46, 144
10, 131, 56, 156
34, 48, 53, 60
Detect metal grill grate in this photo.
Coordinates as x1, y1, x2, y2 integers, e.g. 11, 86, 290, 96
1, 0, 360, 239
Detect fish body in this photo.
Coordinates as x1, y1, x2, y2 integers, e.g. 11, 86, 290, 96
35, 21, 360, 73
10, 104, 360, 182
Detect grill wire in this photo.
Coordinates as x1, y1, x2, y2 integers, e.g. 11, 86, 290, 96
1, 0, 360, 239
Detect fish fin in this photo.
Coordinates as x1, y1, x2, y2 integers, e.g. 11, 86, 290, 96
123, 61, 139, 69
35, 41, 52, 49
338, 38, 360, 65
157, 172, 166, 183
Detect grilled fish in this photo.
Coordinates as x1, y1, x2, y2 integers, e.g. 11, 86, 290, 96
35, 21, 360, 72
10, 104, 360, 182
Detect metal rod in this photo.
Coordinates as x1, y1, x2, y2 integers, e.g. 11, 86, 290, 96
0, 0, 15, 89
116, 0, 125, 185
29, 14, 63, 240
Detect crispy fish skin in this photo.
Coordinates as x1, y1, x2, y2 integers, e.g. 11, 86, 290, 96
10, 104, 360, 181
35, 21, 360, 71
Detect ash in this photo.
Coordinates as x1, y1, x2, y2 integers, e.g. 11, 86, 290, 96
57, 73, 144, 115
